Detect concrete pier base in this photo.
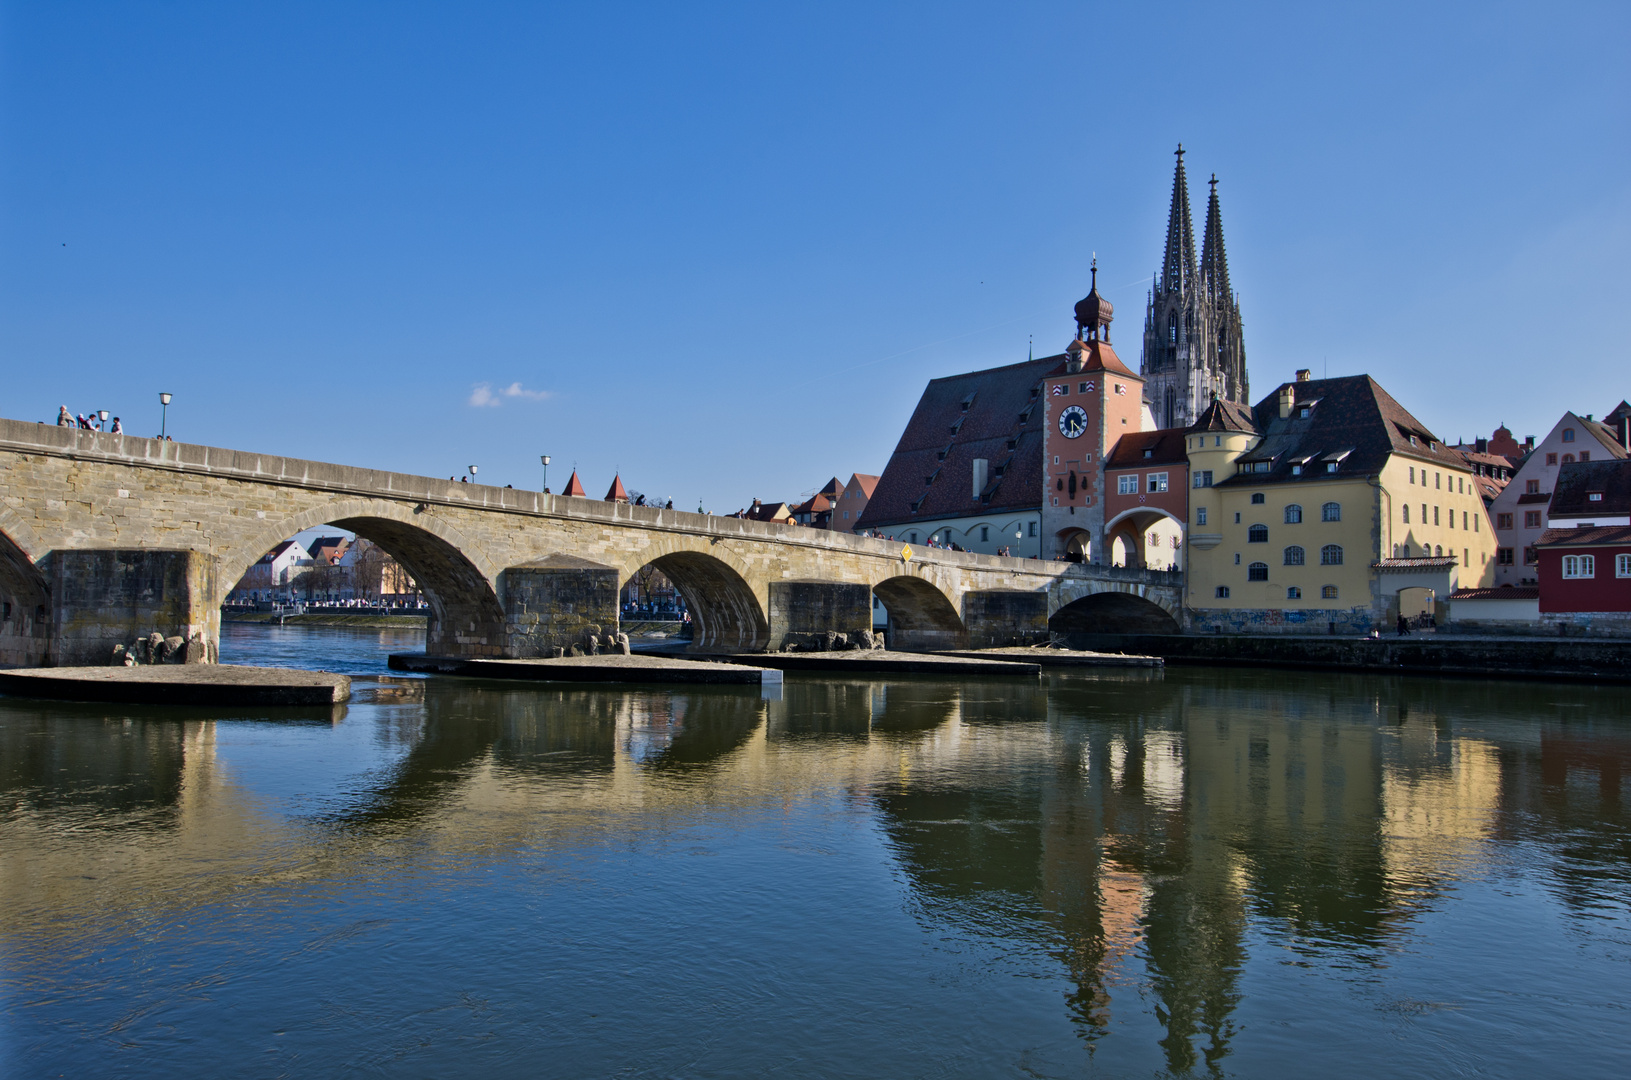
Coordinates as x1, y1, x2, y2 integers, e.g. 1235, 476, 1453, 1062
0, 664, 349, 706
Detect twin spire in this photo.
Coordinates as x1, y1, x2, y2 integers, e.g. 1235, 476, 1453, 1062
1157, 144, 1235, 304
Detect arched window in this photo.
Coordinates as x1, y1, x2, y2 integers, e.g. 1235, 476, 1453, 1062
1247, 562, 1269, 581
1402, 504, 1410, 523
1322, 502, 1341, 522
1320, 544, 1344, 565
1251, 493, 1265, 504
1168, 313, 1179, 344
1287, 586, 1302, 600
1321, 585, 1339, 599
1285, 504, 1303, 524
1435, 544, 1443, 557
1248, 524, 1268, 543
1284, 545, 1305, 565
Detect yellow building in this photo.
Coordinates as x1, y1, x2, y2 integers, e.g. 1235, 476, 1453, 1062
1184, 372, 1496, 632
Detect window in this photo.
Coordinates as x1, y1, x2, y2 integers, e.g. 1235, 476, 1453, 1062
1079, 382, 1090, 393
1117, 474, 1137, 495
1253, 461, 1270, 474
909, 532, 918, 544
1194, 470, 1213, 488
1321, 585, 1339, 599
1580, 452, 1591, 462
1497, 513, 1513, 529
1617, 553, 1631, 578
1422, 503, 1428, 523
980, 526, 988, 542
1433, 506, 1440, 526
1563, 454, 1575, 464
1589, 492, 1604, 502
1215, 586, 1231, 598
1473, 513, 1479, 532
1524, 546, 1538, 565
1435, 472, 1441, 490
1248, 524, 1269, 543
1234, 512, 1241, 524
1326, 462, 1339, 473
1147, 472, 1169, 493
1320, 544, 1344, 565
1251, 493, 1265, 504
1247, 562, 1269, 581
1546, 453, 1558, 466
1562, 428, 1575, 442
1196, 506, 1208, 526
1526, 480, 1540, 494
1435, 545, 1443, 557
1284, 545, 1305, 565
1525, 511, 1543, 529
1285, 504, 1303, 524
1235, 553, 1241, 564
1143, 449, 1153, 458
1299, 406, 1311, 419
1409, 467, 1415, 484
1402, 504, 1411, 524
1287, 586, 1302, 599
1497, 547, 1514, 565
1562, 554, 1595, 579
1321, 502, 1340, 522
1028, 522, 1036, 537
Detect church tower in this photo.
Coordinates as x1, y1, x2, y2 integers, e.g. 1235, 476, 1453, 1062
1140, 146, 1248, 429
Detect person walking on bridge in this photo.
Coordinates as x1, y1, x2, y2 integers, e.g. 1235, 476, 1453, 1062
56, 405, 71, 427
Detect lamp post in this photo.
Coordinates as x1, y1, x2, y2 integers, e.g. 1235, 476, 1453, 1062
97, 410, 109, 431
158, 393, 172, 439
468, 465, 478, 483
540, 455, 550, 492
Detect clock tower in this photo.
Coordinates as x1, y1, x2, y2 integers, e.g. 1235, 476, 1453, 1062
1041, 262, 1147, 564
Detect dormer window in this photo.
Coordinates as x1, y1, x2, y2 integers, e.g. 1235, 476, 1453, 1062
1409, 435, 1418, 446
961, 393, 976, 411
1589, 492, 1604, 502
1298, 406, 1311, 419
1143, 449, 1153, 459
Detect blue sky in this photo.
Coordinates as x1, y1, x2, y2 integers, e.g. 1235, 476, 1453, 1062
3, 2, 1628, 512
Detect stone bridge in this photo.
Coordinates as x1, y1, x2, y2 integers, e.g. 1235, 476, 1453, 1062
0, 418, 1184, 667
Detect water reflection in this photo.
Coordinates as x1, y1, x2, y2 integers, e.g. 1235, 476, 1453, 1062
2, 655, 1629, 1078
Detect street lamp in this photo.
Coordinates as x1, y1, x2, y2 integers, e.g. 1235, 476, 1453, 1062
468, 465, 478, 482
158, 393, 172, 439
540, 455, 550, 492
97, 410, 109, 430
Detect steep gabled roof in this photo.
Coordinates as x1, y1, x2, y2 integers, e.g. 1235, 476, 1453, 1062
1218, 374, 1466, 487
561, 471, 587, 497
847, 473, 880, 498
605, 474, 629, 502
856, 353, 1062, 529
1549, 459, 1631, 518
258, 540, 308, 564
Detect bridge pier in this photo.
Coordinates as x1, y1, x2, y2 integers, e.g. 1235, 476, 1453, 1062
963, 590, 1049, 649
45, 549, 219, 666
499, 555, 621, 657
766, 581, 873, 652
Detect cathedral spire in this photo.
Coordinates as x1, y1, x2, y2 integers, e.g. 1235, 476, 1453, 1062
1160, 144, 1196, 295
1200, 173, 1232, 304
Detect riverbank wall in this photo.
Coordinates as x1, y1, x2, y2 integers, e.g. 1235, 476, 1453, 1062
224, 612, 428, 630
1057, 631, 1631, 683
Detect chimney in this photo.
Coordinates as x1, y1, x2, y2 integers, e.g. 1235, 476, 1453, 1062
1278, 383, 1295, 420
1295, 369, 1311, 382
1475, 437, 1488, 453
1621, 418, 1631, 451
1525, 436, 1535, 451
972, 458, 989, 499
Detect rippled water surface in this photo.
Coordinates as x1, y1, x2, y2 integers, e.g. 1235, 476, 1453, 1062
3, 625, 1629, 1078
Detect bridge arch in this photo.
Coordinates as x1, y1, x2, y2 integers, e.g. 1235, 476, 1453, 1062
0, 522, 50, 666
222, 500, 508, 658
872, 571, 965, 650
614, 536, 770, 652
1049, 588, 1181, 636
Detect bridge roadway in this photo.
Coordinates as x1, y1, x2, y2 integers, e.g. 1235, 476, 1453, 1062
0, 418, 1182, 667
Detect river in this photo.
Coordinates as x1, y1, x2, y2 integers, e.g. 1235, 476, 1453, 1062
2, 624, 1628, 1078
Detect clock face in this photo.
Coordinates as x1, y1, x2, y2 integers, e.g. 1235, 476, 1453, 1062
1059, 405, 1088, 439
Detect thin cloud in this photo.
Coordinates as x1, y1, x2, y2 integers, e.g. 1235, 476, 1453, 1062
468, 381, 552, 407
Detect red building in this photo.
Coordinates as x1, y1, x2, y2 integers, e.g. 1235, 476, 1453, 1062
1536, 527, 1631, 614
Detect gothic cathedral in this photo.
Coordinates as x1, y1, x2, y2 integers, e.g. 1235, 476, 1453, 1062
1140, 146, 1248, 430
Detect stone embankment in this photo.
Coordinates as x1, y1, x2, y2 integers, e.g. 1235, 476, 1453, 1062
0, 665, 350, 706
1059, 632, 1631, 683
224, 612, 429, 630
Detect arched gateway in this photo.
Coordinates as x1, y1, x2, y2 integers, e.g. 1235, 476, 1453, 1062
0, 419, 1183, 664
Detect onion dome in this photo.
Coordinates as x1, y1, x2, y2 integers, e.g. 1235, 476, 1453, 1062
1073, 260, 1114, 339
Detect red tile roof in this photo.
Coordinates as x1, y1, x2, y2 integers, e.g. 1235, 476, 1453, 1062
1105, 427, 1191, 468
605, 474, 629, 502
1451, 587, 1539, 600
561, 471, 587, 497
1537, 525, 1631, 548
